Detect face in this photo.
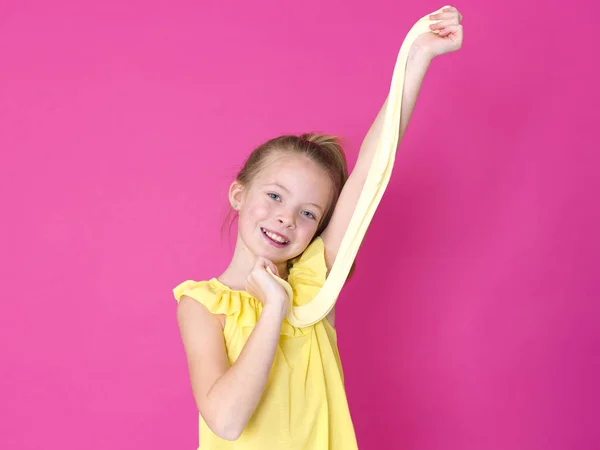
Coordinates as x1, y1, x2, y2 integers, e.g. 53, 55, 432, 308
231, 153, 333, 264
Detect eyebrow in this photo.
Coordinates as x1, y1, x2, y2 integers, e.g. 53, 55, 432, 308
268, 183, 324, 212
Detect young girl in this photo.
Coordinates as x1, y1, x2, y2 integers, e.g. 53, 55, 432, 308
175, 6, 463, 449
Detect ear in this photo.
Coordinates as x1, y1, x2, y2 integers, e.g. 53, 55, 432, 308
228, 180, 245, 210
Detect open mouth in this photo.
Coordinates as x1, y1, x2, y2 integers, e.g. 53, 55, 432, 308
261, 227, 290, 247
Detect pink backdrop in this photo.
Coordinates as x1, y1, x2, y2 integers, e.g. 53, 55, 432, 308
1, 1, 598, 449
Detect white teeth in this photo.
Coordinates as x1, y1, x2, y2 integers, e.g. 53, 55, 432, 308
263, 228, 288, 244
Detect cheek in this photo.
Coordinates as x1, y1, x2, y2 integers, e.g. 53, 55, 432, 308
297, 218, 319, 238
242, 196, 271, 222
253, 198, 272, 217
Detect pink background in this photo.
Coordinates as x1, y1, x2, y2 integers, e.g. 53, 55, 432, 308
1, 1, 598, 449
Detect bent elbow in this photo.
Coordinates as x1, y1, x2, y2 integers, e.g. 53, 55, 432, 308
218, 424, 244, 442
202, 410, 244, 442
212, 420, 244, 441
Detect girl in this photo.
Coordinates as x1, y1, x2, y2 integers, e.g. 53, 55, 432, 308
175, 6, 464, 449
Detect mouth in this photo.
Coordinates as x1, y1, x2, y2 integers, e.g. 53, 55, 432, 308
260, 227, 291, 248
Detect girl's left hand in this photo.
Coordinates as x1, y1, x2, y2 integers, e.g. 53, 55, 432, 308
413, 6, 464, 59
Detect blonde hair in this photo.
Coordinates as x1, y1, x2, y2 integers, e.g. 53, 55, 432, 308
222, 133, 356, 277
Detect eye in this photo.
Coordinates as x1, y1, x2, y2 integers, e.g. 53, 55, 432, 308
268, 192, 281, 201
301, 210, 316, 220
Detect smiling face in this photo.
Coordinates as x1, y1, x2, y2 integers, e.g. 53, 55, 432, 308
231, 152, 334, 264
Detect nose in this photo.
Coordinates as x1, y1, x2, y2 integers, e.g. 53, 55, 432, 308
277, 209, 296, 229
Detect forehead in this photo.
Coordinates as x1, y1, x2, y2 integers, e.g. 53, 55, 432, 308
253, 153, 333, 204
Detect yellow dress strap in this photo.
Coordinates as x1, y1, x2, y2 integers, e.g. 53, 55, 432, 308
268, 7, 450, 327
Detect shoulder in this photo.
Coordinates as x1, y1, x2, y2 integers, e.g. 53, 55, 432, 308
174, 279, 226, 328
177, 294, 226, 330
173, 278, 263, 333
288, 236, 328, 288
288, 236, 333, 320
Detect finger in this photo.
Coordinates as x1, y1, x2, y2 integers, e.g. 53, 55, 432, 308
429, 11, 457, 21
439, 24, 463, 38
270, 262, 280, 277
254, 256, 265, 268
430, 18, 458, 30
442, 6, 463, 23
260, 257, 279, 276
254, 257, 270, 274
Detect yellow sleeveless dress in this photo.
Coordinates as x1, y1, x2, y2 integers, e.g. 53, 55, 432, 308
173, 236, 358, 449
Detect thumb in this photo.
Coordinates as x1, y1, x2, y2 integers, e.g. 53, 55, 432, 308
267, 261, 280, 277
268, 262, 280, 277
257, 257, 279, 277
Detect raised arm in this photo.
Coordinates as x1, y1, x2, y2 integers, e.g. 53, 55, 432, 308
320, 6, 464, 270
320, 47, 432, 268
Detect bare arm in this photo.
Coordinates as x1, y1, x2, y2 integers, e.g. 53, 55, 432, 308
354, 50, 432, 178
320, 48, 432, 268
177, 295, 286, 441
